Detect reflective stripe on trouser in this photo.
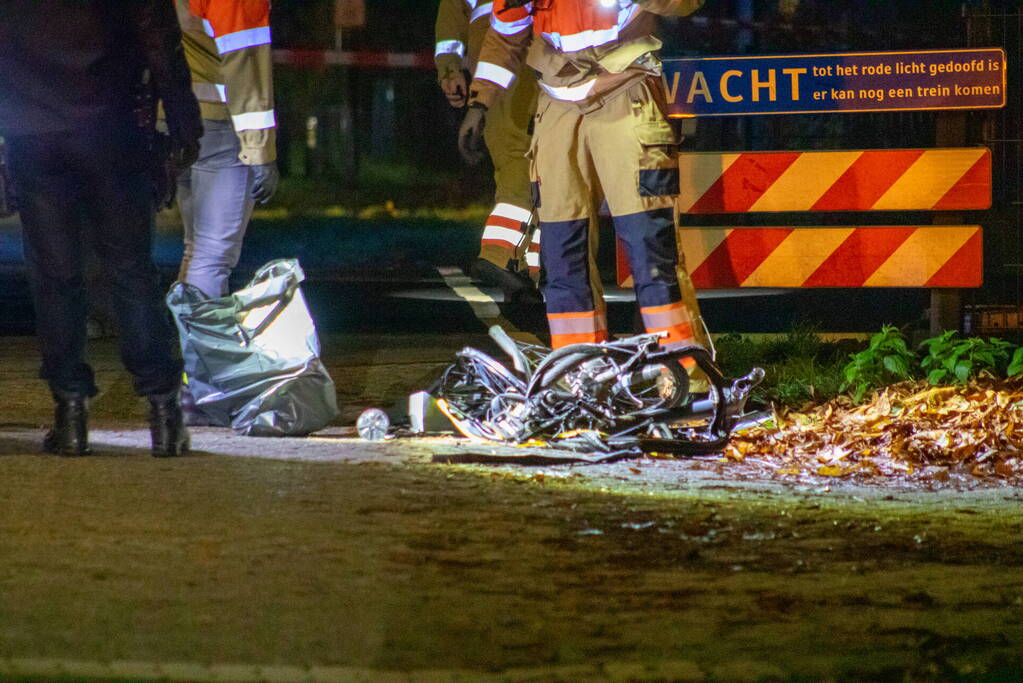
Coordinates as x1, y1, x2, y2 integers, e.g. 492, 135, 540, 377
479, 201, 531, 269
540, 216, 606, 348
532, 76, 710, 362
548, 310, 609, 347
525, 226, 541, 277
177, 119, 255, 299
641, 301, 700, 369
478, 66, 537, 271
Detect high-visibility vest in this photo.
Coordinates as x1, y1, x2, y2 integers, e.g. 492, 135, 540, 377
470, 0, 703, 109
176, 0, 277, 165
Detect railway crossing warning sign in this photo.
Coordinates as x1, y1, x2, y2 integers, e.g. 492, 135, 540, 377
663, 48, 1006, 117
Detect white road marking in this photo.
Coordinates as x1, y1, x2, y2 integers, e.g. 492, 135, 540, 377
435, 265, 502, 321
435, 266, 542, 345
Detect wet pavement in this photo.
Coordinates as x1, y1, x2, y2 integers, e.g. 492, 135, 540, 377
0, 213, 932, 338
1, 217, 1020, 681
1, 332, 1022, 681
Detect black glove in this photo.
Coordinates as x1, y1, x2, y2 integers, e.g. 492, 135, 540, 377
251, 162, 280, 204
458, 104, 488, 166
173, 139, 201, 170
152, 133, 200, 210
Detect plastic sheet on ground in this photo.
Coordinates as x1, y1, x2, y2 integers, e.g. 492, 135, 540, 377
167, 259, 338, 436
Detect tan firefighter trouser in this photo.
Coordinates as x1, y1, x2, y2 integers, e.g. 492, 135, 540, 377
478, 67, 540, 277
530, 75, 710, 380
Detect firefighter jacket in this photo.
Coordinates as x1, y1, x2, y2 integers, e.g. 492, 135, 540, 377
434, 0, 495, 82
469, 0, 703, 112
175, 0, 276, 165
0, 0, 200, 144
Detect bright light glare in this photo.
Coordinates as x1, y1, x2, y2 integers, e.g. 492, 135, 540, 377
599, 0, 617, 7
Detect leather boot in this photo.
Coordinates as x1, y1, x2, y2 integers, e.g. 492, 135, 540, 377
43, 391, 91, 457
180, 384, 212, 427
148, 390, 190, 458
470, 258, 543, 304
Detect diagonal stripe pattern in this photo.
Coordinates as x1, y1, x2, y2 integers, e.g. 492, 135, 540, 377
676, 226, 982, 289
678, 148, 991, 213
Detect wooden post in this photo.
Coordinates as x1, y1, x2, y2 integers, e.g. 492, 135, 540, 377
931, 111, 968, 335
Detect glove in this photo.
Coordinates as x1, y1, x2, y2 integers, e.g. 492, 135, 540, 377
251, 163, 280, 204
153, 134, 200, 210
173, 139, 201, 170
457, 104, 487, 166
440, 72, 468, 108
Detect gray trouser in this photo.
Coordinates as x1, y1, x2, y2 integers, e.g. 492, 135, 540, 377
177, 119, 255, 298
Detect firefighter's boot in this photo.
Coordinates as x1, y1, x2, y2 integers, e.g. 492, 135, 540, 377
471, 258, 542, 304
148, 390, 190, 458
43, 391, 91, 457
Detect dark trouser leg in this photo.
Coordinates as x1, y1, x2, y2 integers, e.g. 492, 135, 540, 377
6, 133, 95, 396
540, 217, 608, 347
86, 131, 182, 397
613, 207, 682, 310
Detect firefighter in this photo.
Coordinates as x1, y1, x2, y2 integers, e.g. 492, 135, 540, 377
174, 0, 279, 300
460, 0, 712, 360
0, 0, 202, 457
435, 0, 542, 301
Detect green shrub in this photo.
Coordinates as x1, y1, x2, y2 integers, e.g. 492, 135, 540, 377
919, 331, 1013, 385
713, 330, 848, 409
1009, 347, 1023, 378
762, 356, 846, 407
840, 325, 916, 402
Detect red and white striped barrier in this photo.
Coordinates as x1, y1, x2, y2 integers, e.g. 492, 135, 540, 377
273, 49, 432, 69
678, 148, 992, 214
617, 147, 991, 289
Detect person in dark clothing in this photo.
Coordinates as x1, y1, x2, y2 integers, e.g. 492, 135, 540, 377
0, 0, 203, 457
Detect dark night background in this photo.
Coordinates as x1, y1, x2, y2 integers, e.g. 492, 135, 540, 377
261, 0, 1022, 328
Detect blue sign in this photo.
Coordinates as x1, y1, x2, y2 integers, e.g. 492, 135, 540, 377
662, 48, 1006, 117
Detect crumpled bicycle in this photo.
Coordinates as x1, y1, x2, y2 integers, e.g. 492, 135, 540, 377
434, 326, 764, 458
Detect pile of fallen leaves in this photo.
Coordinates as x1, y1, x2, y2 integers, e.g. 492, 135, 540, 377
726, 379, 1023, 481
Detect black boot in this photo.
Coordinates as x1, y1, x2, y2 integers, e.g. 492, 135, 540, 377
179, 384, 212, 427
470, 258, 543, 304
148, 390, 190, 458
43, 391, 91, 457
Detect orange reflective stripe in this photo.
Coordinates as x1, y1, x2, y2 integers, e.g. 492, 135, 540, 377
650, 320, 699, 369
487, 214, 526, 231
551, 330, 610, 348
532, 1, 621, 37
492, 1, 531, 22
639, 301, 685, 315
548, 310, 604, 321
548, 313, 607, 335
646, 313, 698, 367
548, 310, 608, 349
193, 0, 270, 37
640, 302, 693, 334
646, 321, 696, 347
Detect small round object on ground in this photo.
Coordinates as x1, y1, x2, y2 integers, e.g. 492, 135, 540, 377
357, 408, 390, 441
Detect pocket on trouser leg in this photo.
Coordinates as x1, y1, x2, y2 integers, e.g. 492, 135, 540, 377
634, 122, 680, 198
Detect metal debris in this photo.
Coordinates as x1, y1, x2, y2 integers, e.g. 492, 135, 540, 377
432, 326, 764, 459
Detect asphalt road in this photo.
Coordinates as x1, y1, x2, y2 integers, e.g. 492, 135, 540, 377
0, 213, 934, 339
0, 218, 1019, 682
